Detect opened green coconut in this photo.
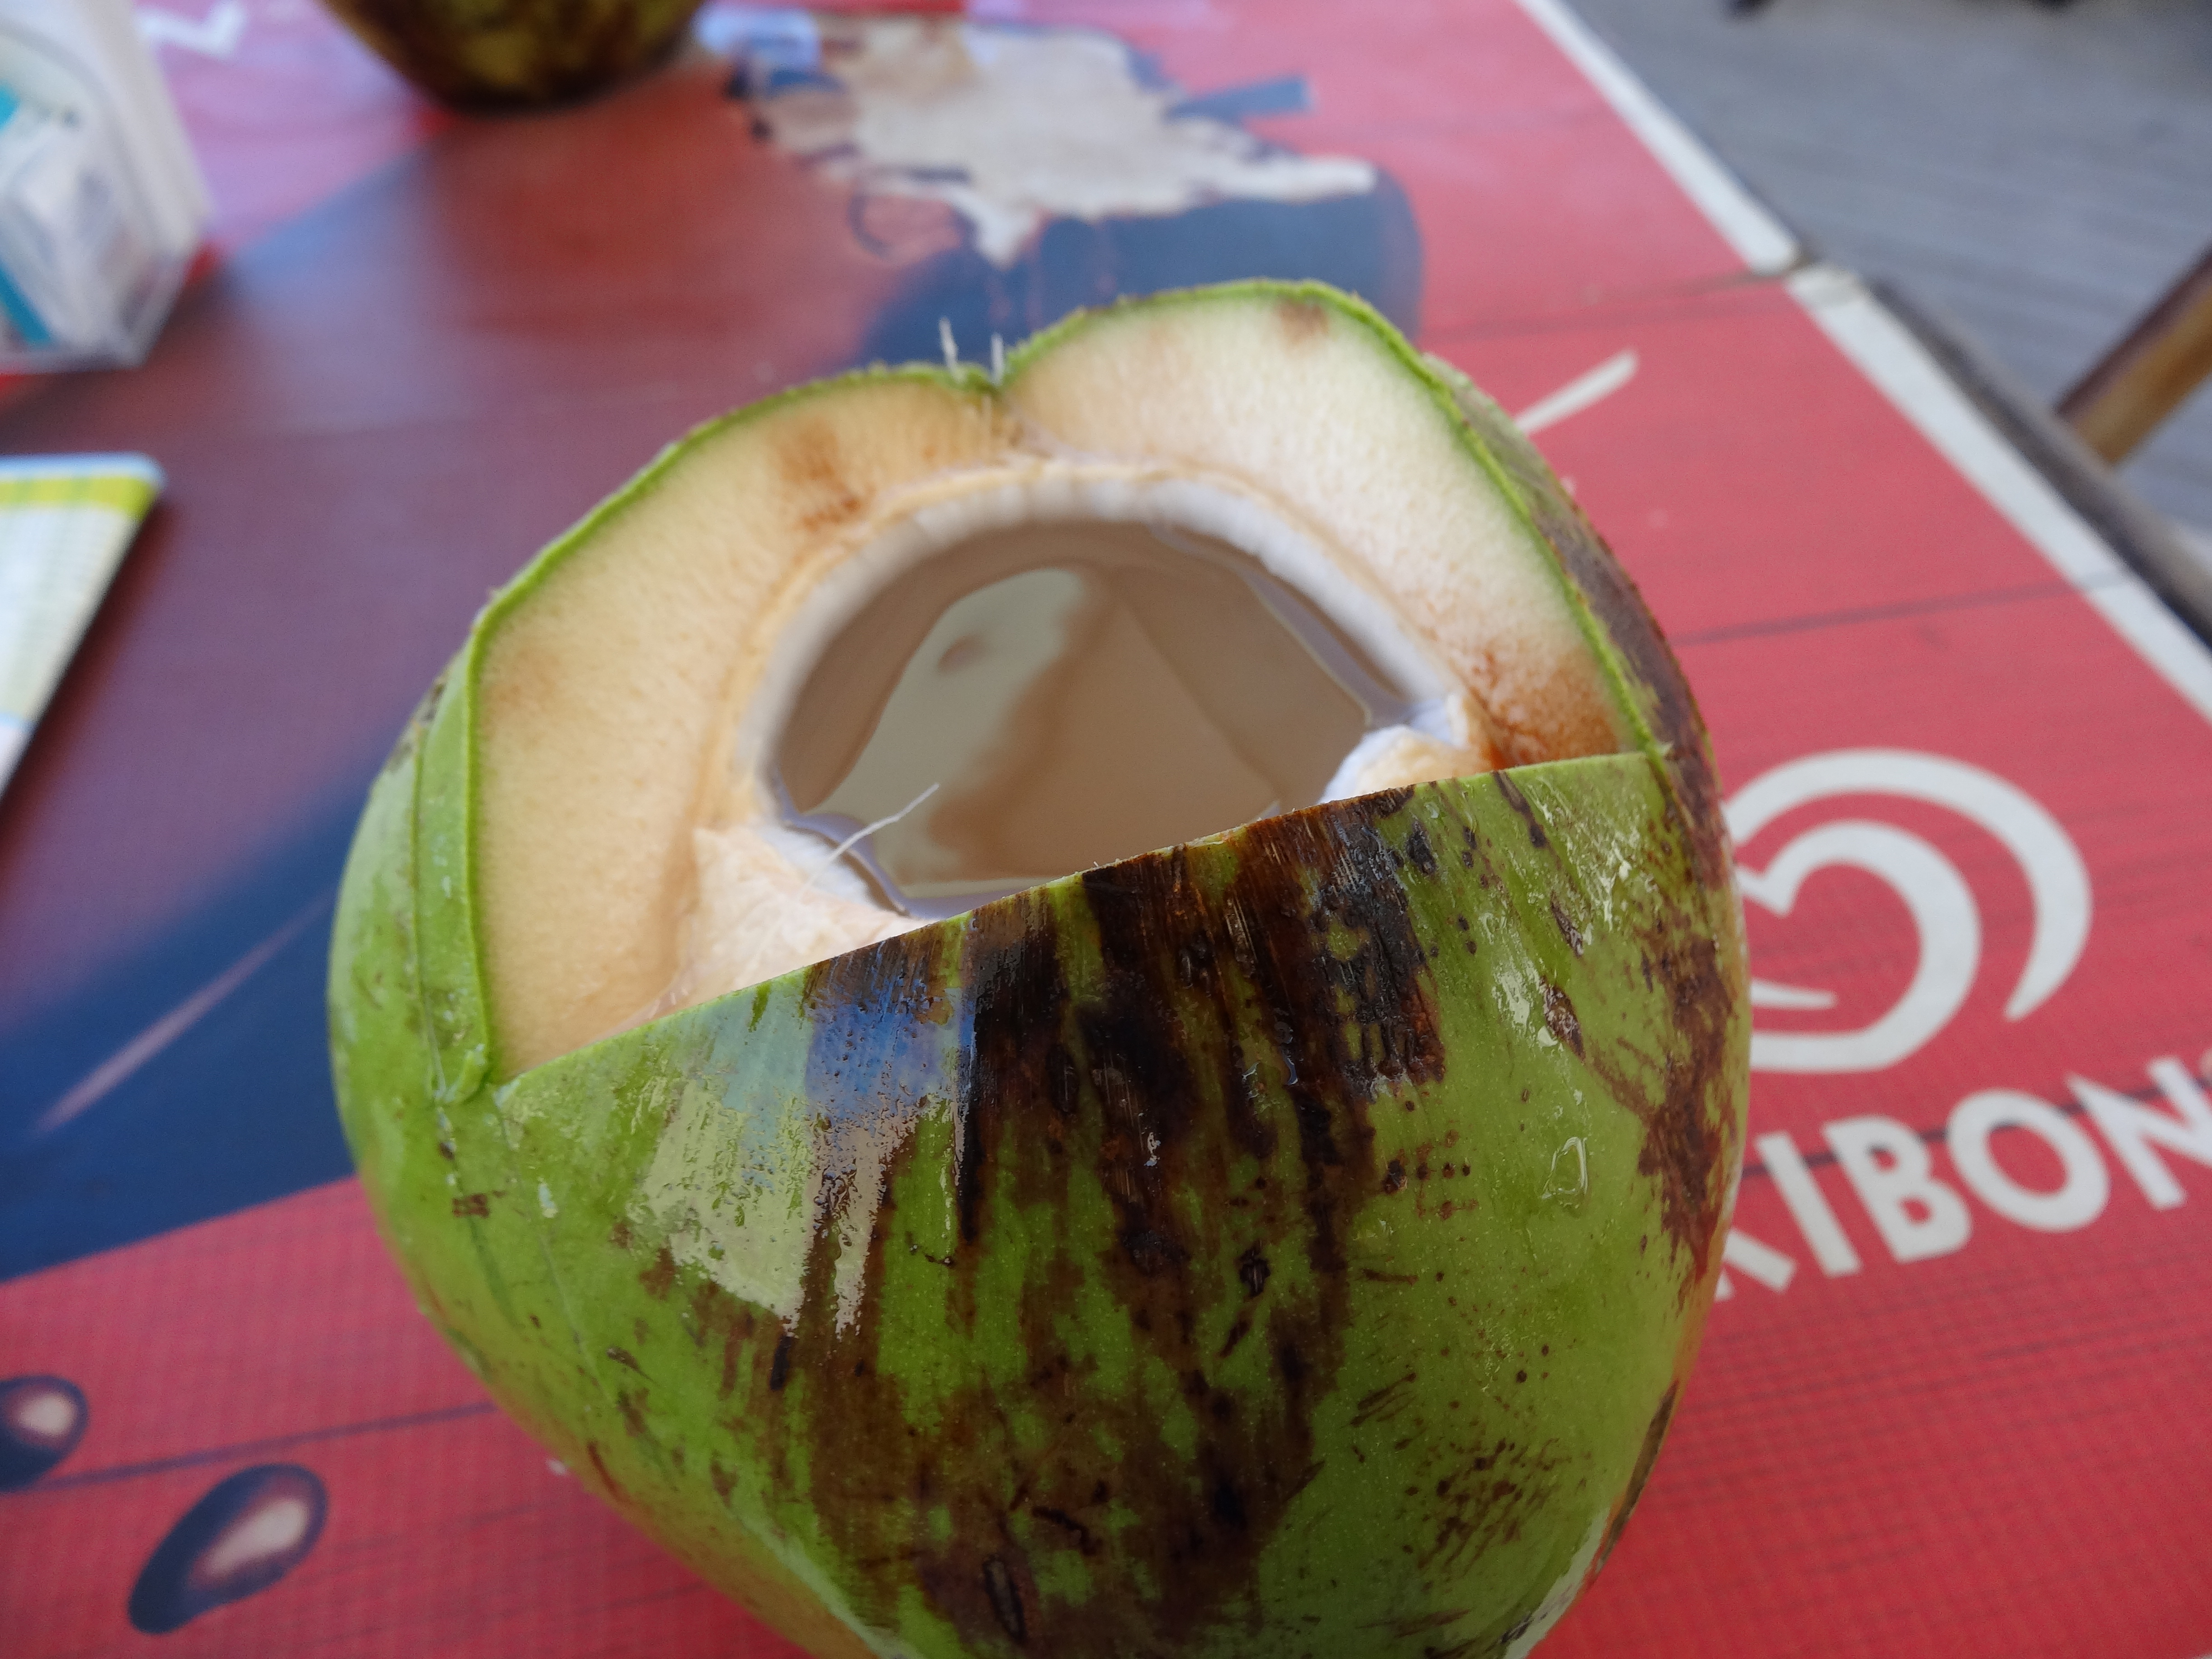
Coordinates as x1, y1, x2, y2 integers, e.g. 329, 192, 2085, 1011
328, 281, 1748, 1659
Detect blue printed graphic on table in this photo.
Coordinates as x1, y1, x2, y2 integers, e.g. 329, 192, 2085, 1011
127, 1463, 329, 1634
711, 10, 1424, 366
0, 1373, 88, 1489
0, 791, 361, 1280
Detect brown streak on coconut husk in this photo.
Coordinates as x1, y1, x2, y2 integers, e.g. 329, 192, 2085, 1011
1599, 800, 1739, 1295
1537, 501, 1731, 893
955, 901, 1075, 1247
761, 791, 1445, 1655
1624, 918, 1735, 1293
1501, 781, 1737, 1293
1420, 380, 1745, 1291
1435, 377, 1732, 895
677, 1275, 758, 1401
1491, 771, 1548, 849
1599, 1383, 1676, 1567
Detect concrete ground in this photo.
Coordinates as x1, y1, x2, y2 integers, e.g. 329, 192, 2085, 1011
1561, 0, 2212, 542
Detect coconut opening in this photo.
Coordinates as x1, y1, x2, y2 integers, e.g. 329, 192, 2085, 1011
473, 303, 1642, 1076
778, 517, 1435, 916
661, 472, 1506, 1014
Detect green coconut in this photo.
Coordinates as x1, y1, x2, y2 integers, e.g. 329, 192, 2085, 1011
318, 0, 706, 108
328, 282, 1748, 1659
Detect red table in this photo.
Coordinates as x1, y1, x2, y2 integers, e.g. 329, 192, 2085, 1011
5, 2, 2211, 1654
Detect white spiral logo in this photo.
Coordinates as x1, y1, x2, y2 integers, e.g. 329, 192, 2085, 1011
1726, 750, 2092, 1074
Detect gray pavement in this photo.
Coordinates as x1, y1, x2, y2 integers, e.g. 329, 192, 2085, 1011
1561, 0, 2212, 536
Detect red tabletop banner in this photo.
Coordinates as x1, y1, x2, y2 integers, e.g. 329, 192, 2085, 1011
4, 3, 2209, 1654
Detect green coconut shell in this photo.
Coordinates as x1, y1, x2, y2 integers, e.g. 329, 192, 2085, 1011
328, 283, 1749, 1659
319, 0, 706, 109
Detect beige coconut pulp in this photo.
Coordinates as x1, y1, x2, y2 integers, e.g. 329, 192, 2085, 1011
661, 469, 1514, 1019
773, 519, 1422, 919
472, 304, 1637, 1075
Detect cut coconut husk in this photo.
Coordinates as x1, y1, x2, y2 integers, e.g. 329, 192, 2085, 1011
330, 281, 1747, 1659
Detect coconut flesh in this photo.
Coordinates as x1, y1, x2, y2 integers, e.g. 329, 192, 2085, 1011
471, 295, 1627, 1078
674, 473, 1506, 1011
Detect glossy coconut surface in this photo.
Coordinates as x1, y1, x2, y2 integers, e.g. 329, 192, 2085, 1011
319, 0, 706, 108
336, 740, 1741, 1659
328, 285, 1748, 1659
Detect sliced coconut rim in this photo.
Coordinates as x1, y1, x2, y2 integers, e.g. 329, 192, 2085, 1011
998, 286, 1631, 768
725, 462, 1467, 806
545, 749, 1670, 1085
669, 461, 1499, 1015
470, 291, 1641, 1079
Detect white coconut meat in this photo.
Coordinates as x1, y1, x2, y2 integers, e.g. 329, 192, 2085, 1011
470, 293, 1628, 1077
654, 466, 1502, 1015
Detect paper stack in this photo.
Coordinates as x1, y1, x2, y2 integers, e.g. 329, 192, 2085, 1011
0, 0, 209, 369
0, 454, 163, 795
